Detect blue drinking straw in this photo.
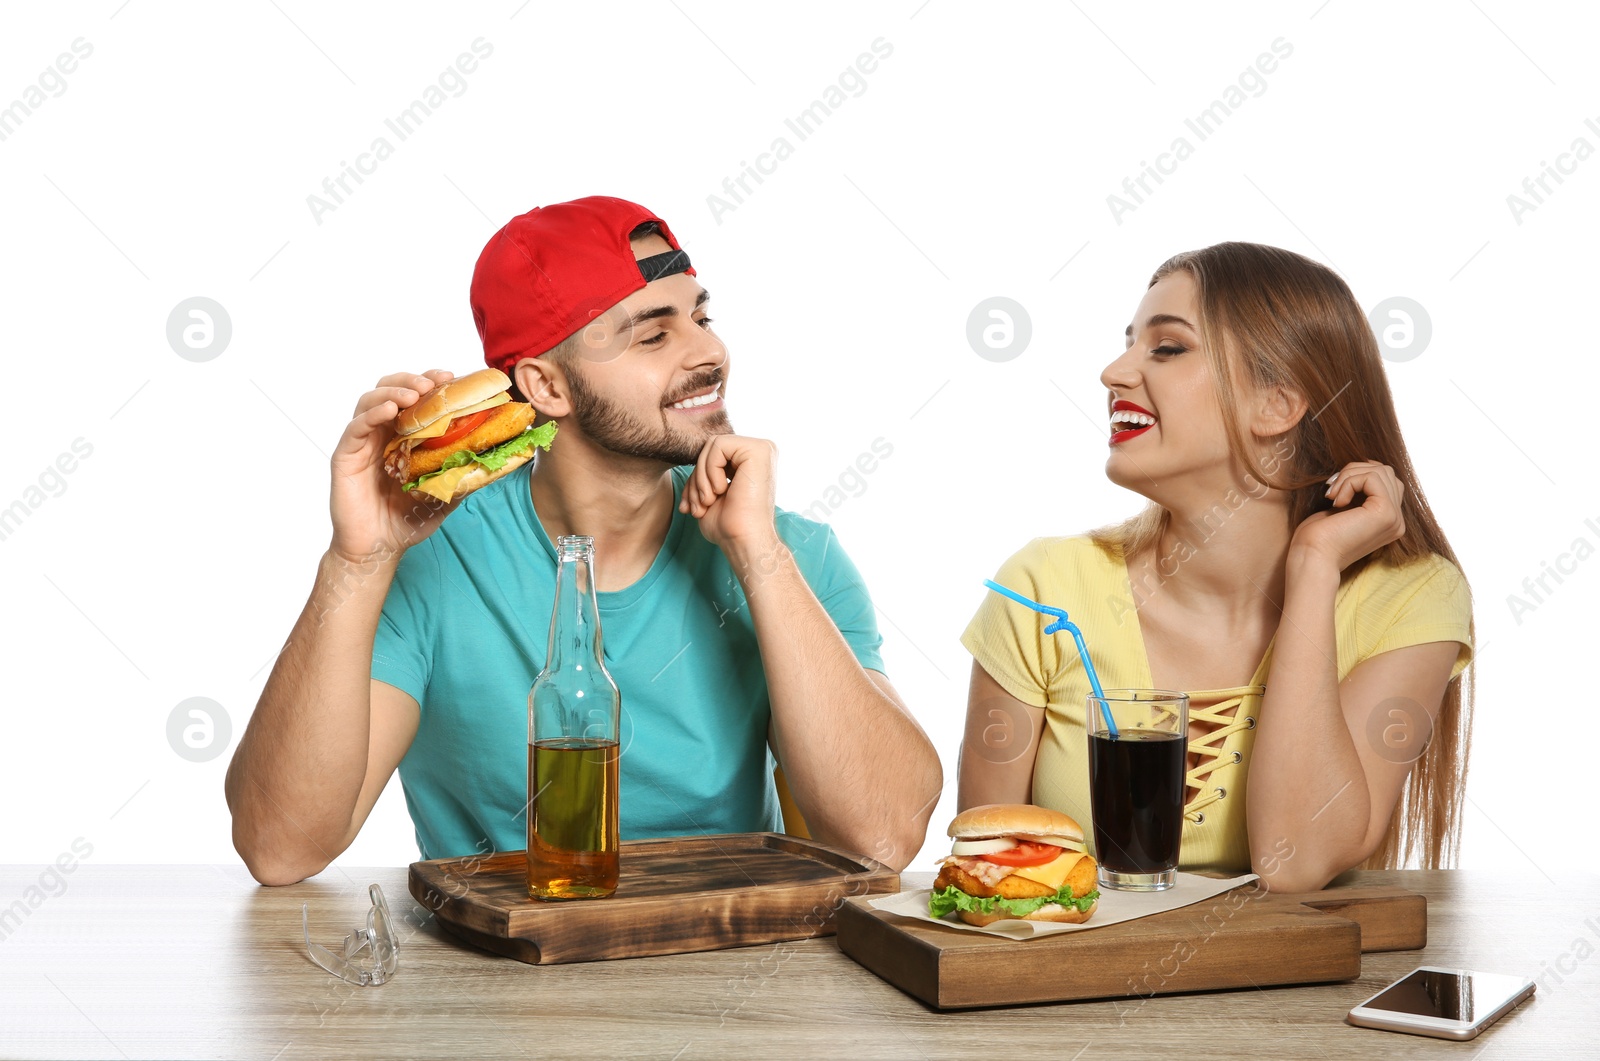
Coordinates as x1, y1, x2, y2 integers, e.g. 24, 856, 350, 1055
982, 579, 1119, 739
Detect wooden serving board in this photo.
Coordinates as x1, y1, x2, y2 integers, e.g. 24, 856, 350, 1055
409, 832, 898, 965
835, 882, 1426, 1009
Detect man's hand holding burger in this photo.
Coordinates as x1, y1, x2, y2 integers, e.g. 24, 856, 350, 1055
330, 369, 459, 565
330, 367, 557, 565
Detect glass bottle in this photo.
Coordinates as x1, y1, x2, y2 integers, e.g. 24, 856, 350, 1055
526, 535, 621, 900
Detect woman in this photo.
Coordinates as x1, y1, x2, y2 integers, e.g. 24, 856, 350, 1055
959, 242, 1474, 893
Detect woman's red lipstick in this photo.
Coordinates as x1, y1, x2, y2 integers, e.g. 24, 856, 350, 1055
1110, 399, 1157, 446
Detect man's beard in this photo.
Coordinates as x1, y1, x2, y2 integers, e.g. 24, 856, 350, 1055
565, 365, 732, 466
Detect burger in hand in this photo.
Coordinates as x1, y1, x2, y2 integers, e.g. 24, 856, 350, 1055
384, 368, 557, 502
929, 804, 1100, 925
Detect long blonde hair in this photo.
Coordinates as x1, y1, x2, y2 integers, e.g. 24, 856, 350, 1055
1089, 242, 1474, 871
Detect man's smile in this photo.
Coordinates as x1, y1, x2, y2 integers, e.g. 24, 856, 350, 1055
667, 384, 723, 411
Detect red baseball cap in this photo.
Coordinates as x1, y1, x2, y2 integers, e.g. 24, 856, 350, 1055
470, 195, 696, 375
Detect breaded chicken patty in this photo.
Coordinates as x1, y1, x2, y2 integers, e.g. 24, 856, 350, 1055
934, 853, 1098, 900
389, 401, 536, 479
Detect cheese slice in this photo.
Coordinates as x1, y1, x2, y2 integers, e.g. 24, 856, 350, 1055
383, 392, 512, 458
411, 463, 478, 503
1009, 850, 1090, 891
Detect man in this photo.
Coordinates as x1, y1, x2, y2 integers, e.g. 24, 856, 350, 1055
225, 195, 941, 882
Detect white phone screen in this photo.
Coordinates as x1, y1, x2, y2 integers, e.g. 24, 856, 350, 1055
1362, 969, 1530, 1022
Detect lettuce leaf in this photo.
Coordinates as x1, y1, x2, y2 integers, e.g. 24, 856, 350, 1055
403, 422, 558, 492
928, 883, 1100, 920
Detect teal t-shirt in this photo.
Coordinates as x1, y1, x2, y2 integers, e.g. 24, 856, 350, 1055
371, 460, 885, 861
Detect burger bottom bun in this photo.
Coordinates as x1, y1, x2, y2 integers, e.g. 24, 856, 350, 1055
437, 450, 533, 502
957, 898, 1098, 927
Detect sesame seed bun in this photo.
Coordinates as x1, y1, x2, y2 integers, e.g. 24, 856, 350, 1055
946, 803, 1086, 846
395, 368, 513, 435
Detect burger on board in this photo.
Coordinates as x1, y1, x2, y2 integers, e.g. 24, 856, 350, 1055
930, 803, 1101, 925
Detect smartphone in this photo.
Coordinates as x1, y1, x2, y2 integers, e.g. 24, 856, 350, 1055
1346, 966, 1535, 1041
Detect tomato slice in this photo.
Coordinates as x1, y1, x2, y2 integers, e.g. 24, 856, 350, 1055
418, 409, 494, 450
979, 841, 1063, 867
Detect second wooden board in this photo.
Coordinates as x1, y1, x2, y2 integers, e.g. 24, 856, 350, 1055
410, 832, 899, 965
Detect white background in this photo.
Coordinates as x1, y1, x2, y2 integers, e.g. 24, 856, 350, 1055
1, 1, 1594, 883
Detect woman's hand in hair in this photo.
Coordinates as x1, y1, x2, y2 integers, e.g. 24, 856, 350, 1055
1289, 460, 1407, 572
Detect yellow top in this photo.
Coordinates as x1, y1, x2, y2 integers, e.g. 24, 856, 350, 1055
960, 535, 1473, 875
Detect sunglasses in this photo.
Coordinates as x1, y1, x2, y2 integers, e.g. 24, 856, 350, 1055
302, 883, 399, 986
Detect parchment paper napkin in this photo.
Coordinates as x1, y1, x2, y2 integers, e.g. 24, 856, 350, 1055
868, 871, 1261, 940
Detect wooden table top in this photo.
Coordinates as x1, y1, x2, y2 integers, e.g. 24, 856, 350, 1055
0, 864, 1591, 1059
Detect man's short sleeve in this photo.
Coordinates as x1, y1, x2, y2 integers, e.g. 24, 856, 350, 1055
371, 541, 439, 706
1360, 555, 1474, 681
779, 516, 885, 675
